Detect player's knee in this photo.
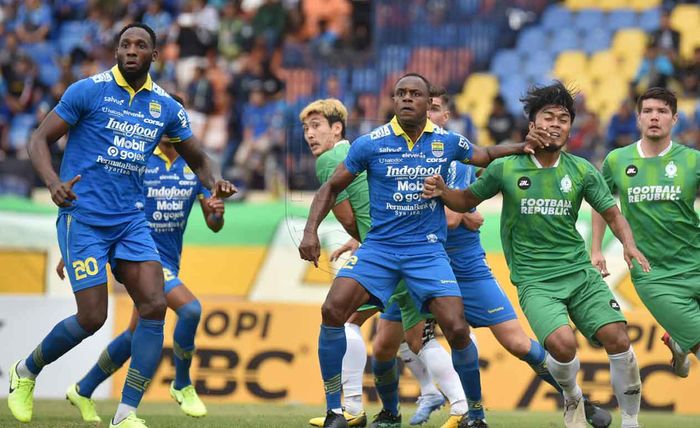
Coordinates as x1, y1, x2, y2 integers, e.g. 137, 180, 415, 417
442, 321, 469, 349
406, 335, 423, 354
320, 301, 346, 327
546, 338, 577, 362
504, 335, 532, 358
602, 332, 630, 354
177, 299, 202, 323
77, 311, 107, 334
138, 295, 167, 320
373, 341, 396, 361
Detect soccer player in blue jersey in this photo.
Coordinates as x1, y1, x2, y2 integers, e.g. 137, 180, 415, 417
56, 98, 223, 422
430, 88, 611, 428
10, 24, 235, 428
298, 73, 548, 428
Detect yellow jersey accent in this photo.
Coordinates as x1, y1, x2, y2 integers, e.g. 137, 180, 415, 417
111, 65, 153, 105
389, 116, 436, 151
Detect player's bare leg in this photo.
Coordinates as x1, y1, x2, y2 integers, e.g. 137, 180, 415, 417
595, 323, 641, 428
545, 326, 586, 428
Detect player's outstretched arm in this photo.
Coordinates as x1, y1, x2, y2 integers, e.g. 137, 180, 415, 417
200, 196, 225, 232
299, 163, 356, 267
422, 174, 483, 212
332, 199, 361, 242
175, 137, 237, 199
591, 210, 610, 277
599, 205, 651, 273
468, 128, 552, 167
27, 111, 81, 207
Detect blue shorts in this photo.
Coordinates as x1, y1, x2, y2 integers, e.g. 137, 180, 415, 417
460, 276, 517, 328
162, 262, 184, 294
336, 243, 460, 312
57, 214, 161, 292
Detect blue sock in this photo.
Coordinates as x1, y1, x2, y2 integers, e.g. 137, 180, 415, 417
173, 300, 201, 390
372, 358, 400, 416
77, 330, 133, 398
520, 339, 563, 394
121, 318, 164, 407
25, 315, 91, 375
318, 324, 346, 411
452, 341, 484, 420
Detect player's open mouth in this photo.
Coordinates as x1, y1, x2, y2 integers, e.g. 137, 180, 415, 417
550, 132, 561, 138
400, 107, 414, 112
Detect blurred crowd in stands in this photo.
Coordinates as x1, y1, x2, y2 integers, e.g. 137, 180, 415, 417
0, 0, 697, 198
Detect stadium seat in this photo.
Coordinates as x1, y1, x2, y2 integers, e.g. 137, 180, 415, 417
638, 8, 661, 31
351, 68, 379, 93
598, 0, 629, 12
541, 5, 574, 31
463, 73, 499, 100
565, 0, 592, 12
629, 0, 661, 12
611, 29, 648, 59
490, 49, 522, 79
575, 9, 606, 33
670, 4, 700, 32
516, 27, 550, 54
523, 51, 554, 80
588, 51, 619, 80
8, 114, 36, 151
549, 27, 580, 55
582, 28, 612, 54
679, 30, 700, 61
677, 98, 697, 119
552, 50, 588, 81
606, 9, 638, 31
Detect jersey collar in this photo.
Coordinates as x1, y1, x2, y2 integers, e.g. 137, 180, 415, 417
154, 146, 177, 171
530, 153, 560, 169
389, 116, 435, 151
334, 139, 349, 148
111, 65, 153, 105
636, 140, 673, 158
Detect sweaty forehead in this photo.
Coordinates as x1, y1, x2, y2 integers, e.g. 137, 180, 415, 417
539, 104, 570, 116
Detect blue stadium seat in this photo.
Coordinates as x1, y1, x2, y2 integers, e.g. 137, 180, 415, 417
351, 68, 379, 93
575, 9, 606, 32
22, 42, 56, 66
8, 114, 36, 151
377, 45, 411, 76
549, 27, 580, 54
516, 27, 550, 54
490, 49, 522, 79
638, 8, 661, 32
541, 5, 574, 31
500, 75, 529, 114
523, 51, 554, 80
606, 9, 638, 31
38, 62, 61, 87
582, 28, 612, 54
456, 0, 480, 17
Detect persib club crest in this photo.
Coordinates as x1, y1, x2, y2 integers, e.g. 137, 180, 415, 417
664, 161, 677, 179
560, 174, 572, 193
431, 141, 444, 157
183, 165, 196, 180
149, 101, 162, 118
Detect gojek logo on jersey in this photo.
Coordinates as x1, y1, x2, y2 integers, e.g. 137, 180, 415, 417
386, 165, 441, 179
106, 118, 158, 139
146, 186, 194, 199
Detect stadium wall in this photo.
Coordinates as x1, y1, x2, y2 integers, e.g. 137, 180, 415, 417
1, 197, 699, 413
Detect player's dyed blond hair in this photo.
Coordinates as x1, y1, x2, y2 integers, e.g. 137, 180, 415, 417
299, 98, 348, 138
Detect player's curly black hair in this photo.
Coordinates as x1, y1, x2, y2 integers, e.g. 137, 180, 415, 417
520, 81, 576, 123
394, 73, 431, 94
117, 22, 157, 49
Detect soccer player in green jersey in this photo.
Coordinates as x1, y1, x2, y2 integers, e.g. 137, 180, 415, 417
300, 99, 467, 427
591, 87, 700, 378
422, 82, 650, 428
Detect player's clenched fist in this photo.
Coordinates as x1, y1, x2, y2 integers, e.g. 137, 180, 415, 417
48, 174, 81, 207
211, 180, 237, 199
299, 231, 321, 267
421, 174, 446, 199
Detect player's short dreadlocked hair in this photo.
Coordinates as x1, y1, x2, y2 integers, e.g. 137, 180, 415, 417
117, 22, 157, 48
520, 81, 576, 123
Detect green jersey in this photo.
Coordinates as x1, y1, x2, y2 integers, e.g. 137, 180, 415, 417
601, 141, 700, 283
470, 153, 616, 286
315, 140, 371, 240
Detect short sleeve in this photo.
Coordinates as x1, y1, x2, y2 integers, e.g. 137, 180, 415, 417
453, 133, 473, 163
600, 155, 617, 194
164, 98, 194, 143
316, 152, 349, 205
584, 163, 617, 214
344, 137, 370, 175
197, 181, 211, 199
446, 161, 466, 189
468, 159, 503, 200
54, 78, 95, 126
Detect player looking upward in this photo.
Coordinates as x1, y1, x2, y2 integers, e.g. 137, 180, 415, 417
422, 82, 648, 428
9, 23, 235, 428
591, 87, 700, 378
298, 73, 547, 428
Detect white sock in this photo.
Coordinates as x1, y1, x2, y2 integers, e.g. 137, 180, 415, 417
399, 341, 441, 398
342, 323, 366, 414
608, 348, 641, 428
113, 403, 136, 424
545, 354, 582, 401
16, 360, 37, 380
418, 339, 467, 415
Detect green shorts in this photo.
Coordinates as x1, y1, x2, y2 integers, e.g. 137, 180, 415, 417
380, 281, 433, 331
634, 271, 700, 353
517, 267, 626, 346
